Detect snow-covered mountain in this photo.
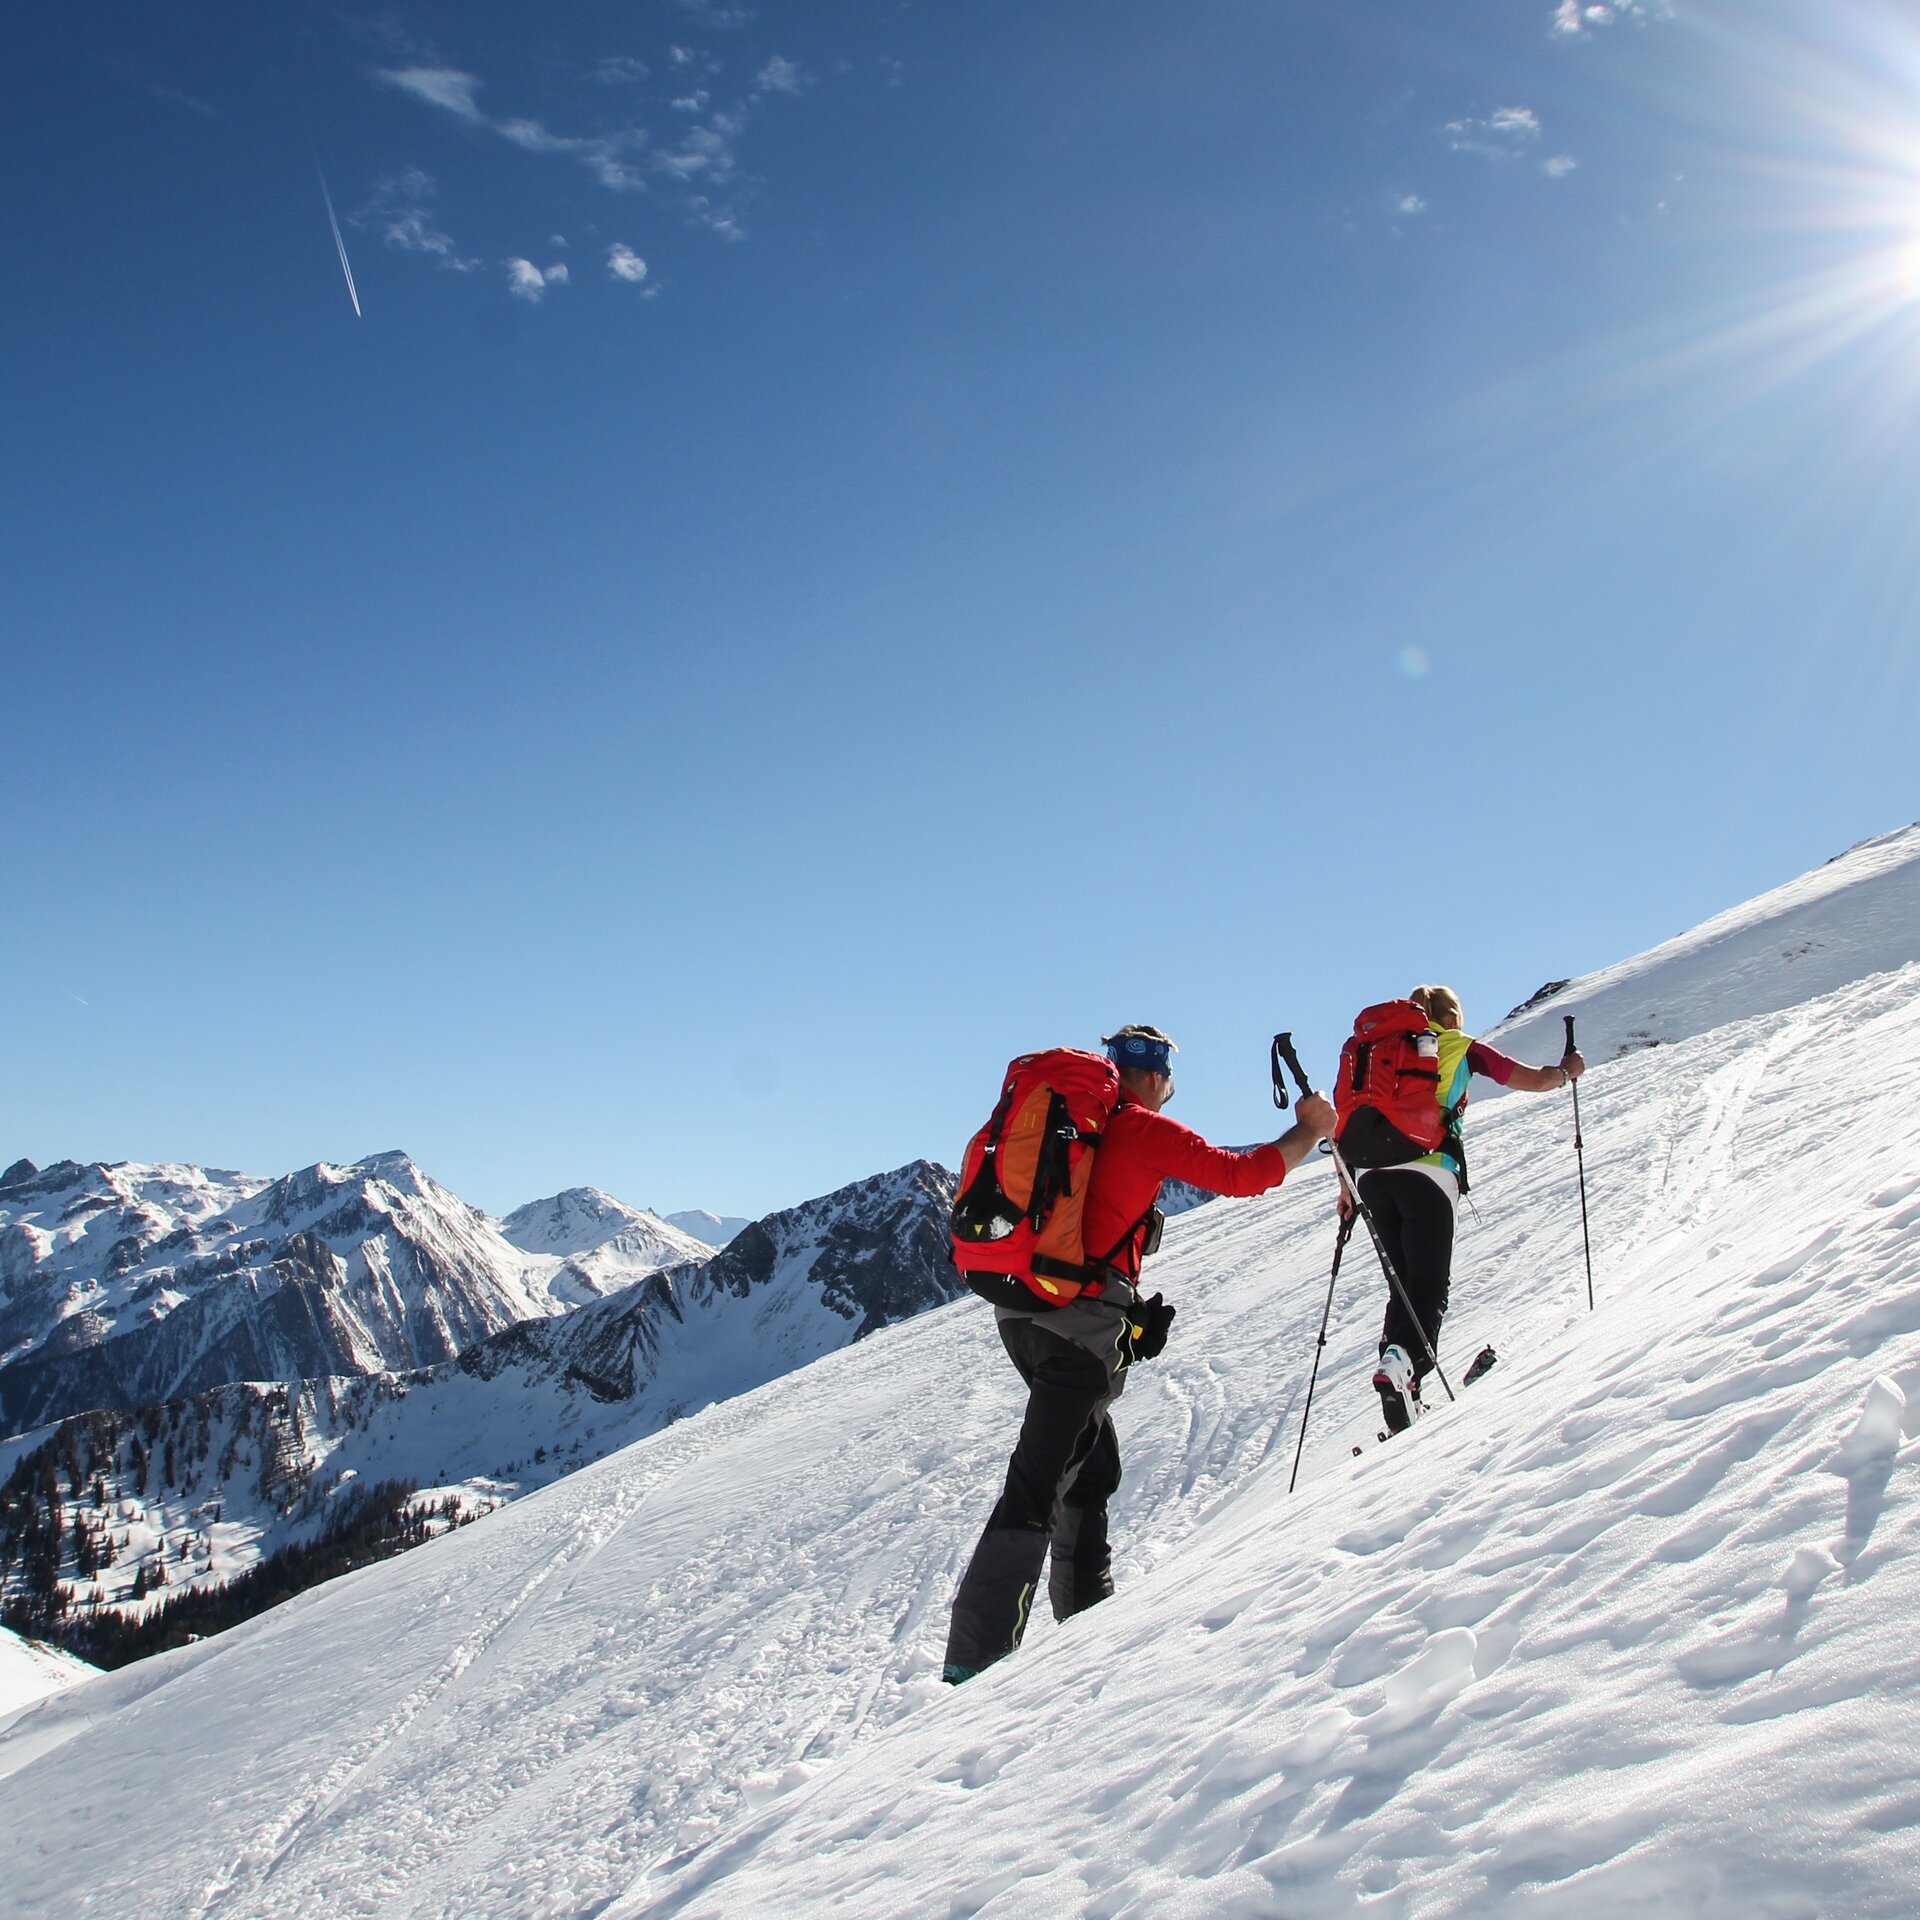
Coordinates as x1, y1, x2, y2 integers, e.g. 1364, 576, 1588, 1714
3, 835, 1917, 1919
498, 1188, 716, 1305
0, 1152, 583, 1443
664, 1210, 752, 1248
1488, 821, 1920, 1062
0, 1161, 959, 1651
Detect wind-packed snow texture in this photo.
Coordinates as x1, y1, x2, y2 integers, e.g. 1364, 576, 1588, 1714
2, 843, 1918, 1918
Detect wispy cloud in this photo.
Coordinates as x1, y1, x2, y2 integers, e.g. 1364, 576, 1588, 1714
147, 84, 216, 118
505, 258, 569, 302
1396, 192, 1428, 216
754, 56, 805, 96
592, 56, 650, 85
378, 66, 485, 123
373, 48, 811, 255
377, 65, 652, 192
608, 243, 650, 283
1443, 106, 1543, 159
1543, 154, 1579, 179
357, 169, 478, 270
1551, 0, 1668, 36
656, 110, 746, 182
672, 0, 754, 25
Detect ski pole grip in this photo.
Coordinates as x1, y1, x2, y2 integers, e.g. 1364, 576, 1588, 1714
1562, 1013, 1577, 1058
1273, 1031, 1315, 1101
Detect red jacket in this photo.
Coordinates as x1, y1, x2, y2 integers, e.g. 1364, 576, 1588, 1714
1082, 1091, 1289, 1283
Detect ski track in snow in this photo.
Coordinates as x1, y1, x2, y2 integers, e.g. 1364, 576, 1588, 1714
2, 947, 1919, 1916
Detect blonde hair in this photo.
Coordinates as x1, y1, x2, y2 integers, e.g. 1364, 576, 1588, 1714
1409, 984, 1463, 1028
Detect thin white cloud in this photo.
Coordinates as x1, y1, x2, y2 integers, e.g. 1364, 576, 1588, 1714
357, 169, 478, 270
378, 64, 651, 194
377, 67, 485, 123
608, 243, 649, 282
754, 57, 805, 96
673, 0, 754, 25
1551, 0, 1667, 36
505, 258, 568, 302
592, 56, 650, 85
1397, 193, 1428, 216
148, 84, 216, 118
375, 48, 808, 249
1443, 106, 1543, 158
1543, 154, 1579, 178
656, 109, 746, 183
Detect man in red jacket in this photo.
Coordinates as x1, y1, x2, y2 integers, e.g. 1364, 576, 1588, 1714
943, 1024, 1335, 1684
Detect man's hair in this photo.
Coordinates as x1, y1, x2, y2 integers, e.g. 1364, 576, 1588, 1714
1409, 984, 1463, 1027
1101, 1023, 1178, 1052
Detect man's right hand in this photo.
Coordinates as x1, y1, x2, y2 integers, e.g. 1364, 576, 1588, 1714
1277, 1092, 1337, 1171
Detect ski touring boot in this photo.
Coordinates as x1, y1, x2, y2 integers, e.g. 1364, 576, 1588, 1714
1372, 1343, 1421, 1437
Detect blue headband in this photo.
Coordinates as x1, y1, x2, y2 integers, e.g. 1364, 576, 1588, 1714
1107, 1034, 1173, 1077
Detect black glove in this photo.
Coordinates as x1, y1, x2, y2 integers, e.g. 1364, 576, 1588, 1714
1125, 1292, 1176, 1363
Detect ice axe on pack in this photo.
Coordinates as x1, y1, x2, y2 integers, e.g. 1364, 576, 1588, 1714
1271, 1030, 1456, 1410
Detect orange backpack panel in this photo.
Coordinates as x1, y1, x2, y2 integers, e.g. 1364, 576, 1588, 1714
950, 1048, 1121, 1305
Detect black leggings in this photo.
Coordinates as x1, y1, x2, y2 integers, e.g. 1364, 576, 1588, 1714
1360, 1167, 1457, 1382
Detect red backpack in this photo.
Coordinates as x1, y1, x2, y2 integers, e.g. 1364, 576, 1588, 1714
950, 1049, 1121, 1306
1334, 1000, 1452, 1168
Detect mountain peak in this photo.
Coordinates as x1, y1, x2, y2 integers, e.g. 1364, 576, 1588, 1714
499, 1186, 656, 1256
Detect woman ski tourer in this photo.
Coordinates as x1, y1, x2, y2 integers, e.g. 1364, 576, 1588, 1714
1333, 985, 1583, 1433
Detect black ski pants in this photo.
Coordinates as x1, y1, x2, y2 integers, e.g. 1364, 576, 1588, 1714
943, 1307, 1126, 1677
1360, 1167, 1457, 1385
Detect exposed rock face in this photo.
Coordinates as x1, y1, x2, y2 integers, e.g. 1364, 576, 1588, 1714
456, 1158, 961, 1406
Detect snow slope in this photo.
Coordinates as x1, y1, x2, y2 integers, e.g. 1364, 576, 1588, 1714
0, 1163, 958, 1637
0, 1628, 95, 1720
2, 855, 1918, 1918
663, 1210, 752, 1249
1487, 821, 1920, 1063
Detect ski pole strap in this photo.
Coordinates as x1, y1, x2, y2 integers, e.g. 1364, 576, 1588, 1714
1272, 1031, 1314, 1103
1270, 1036, 1290, 1110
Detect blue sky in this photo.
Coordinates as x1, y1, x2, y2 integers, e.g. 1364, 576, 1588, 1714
4, 1, 1916, 1219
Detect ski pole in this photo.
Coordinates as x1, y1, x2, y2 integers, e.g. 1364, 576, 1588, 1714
1565, 1013, 1594, 1312
1326, 1138, 1455, 1402
1288, 1212, 1354, 1492
1271, 1033, 1455, 1403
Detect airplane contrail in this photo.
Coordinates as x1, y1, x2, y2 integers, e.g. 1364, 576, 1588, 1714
316, 159, 362, 318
